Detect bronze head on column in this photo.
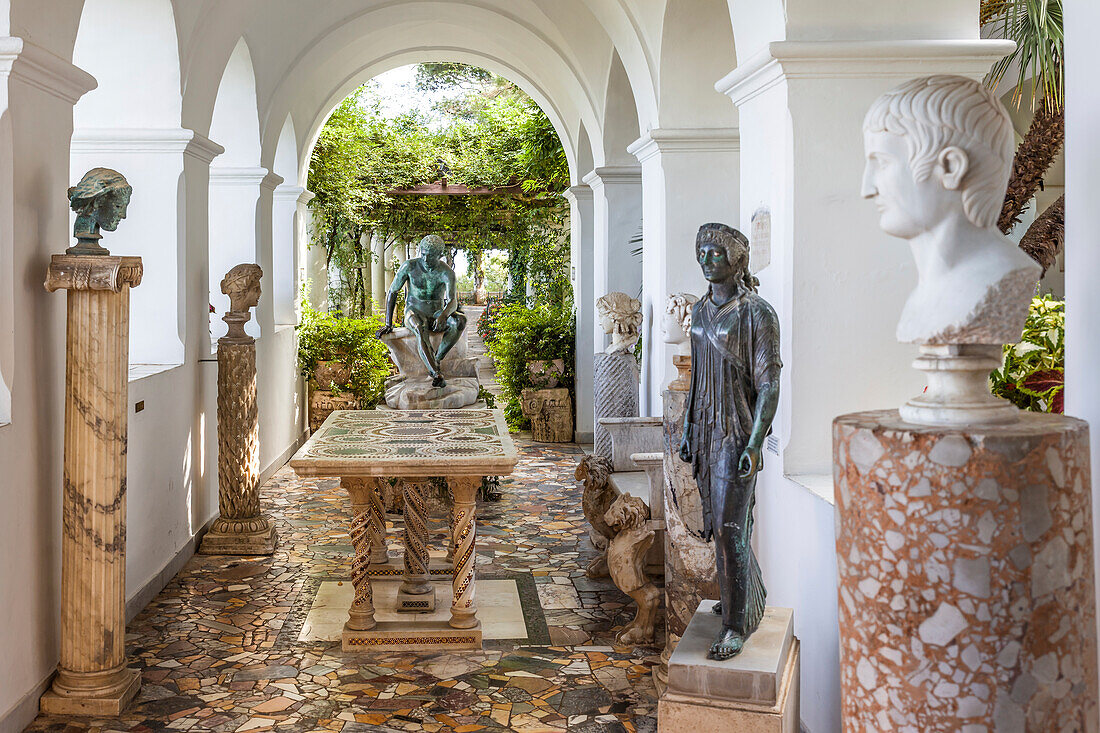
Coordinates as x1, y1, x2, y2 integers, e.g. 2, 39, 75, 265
67, 167, 132, 256
677, 222, 781, 660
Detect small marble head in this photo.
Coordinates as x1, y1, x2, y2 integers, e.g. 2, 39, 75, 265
221, 263, 263, 313
861, 75, 1014, 238
418, 234, 446, 268
596, 291, 642, 355
67, 167, 132, 254
662, 292, 699, 354
695, 223, 757, 292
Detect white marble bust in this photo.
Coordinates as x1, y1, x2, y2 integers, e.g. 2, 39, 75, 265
662, 292, 699, 356
596, 291, 642, 355
861, 75, 1039, 345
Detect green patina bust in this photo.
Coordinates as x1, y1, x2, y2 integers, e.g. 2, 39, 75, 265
378, 234, 468, 387
67, 167, 132, 256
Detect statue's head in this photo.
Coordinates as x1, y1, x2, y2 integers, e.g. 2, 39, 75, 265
595, 291, 642, 337
695, 223, 756, 291
418, 234, 446, 267
221, 263, 263, 312
67, 168, 132, 253
861, 75, 1014, 240
662, 292, 699, 345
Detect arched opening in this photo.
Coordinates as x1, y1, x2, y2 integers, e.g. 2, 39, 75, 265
208, 37, 269, 344
70, 0, 186, 368
271, 115, 305, 327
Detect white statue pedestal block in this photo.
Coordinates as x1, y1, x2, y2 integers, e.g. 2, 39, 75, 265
659, 602, 800, 733
593, 351, 640, 459
381, 326, 479, 410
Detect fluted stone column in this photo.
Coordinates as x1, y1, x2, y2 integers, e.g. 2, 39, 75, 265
200, 264, 276, 555
41, 254, 143, 715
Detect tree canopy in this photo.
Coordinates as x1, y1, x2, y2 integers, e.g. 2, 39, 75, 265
306, 64, 571, 315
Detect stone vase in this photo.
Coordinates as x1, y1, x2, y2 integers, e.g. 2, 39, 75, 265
833, 410, 1097, 731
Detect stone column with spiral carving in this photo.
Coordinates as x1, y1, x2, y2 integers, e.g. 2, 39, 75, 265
397, 478, 434, 610
594, 351, 639, 459
40, 255, 143, 716
448, 476, 480, 629
341, 477, 380, 632
199, 266, 276, 555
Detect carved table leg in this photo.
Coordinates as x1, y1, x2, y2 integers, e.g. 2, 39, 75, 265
448, 476, 480, 629
400, 478, 432, 596
367, 479, 388, 565
340, 478, 378, 631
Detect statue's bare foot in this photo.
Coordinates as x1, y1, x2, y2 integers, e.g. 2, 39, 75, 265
432, 374, 446, 388
711, 601, 722, 615
709, 627, 744, 660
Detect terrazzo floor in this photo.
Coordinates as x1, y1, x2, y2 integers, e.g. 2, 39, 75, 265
27, 439, 663, 733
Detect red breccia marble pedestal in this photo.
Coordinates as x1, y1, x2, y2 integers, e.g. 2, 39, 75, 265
833, 410, 1097, 731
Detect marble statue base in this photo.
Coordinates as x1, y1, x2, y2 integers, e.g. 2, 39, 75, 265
40, 667, 141, 716
199, 516, 277, 555
396, 585, 436, 613
593, 352, 640, 459
834, 410, 1098, 730
384, 376, 480, 409
659, 602, 799, 732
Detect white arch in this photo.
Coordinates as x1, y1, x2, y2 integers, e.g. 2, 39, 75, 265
208, 37, 265, 342
271, 115, 301, 326
71, 0, 187, 366
658, 0, 738, 128
602, 50, 641, 164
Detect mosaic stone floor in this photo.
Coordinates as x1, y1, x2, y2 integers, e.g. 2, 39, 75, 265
27, 439, 663, 733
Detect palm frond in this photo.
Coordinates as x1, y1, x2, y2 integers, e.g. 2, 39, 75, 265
985, 0, 1064, 113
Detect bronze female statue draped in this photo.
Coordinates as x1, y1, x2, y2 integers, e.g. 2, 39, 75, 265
677, 222, 781, 660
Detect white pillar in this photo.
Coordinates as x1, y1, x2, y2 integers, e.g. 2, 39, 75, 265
582, 165, 642, 355
272, 184, 307, 326
628, 129, 740, 415
1064, 0, 1100, 658
564, 184, 595, 443
208, 167, 271, 345
371, 233, 386, 316
717, 40, 1013, 476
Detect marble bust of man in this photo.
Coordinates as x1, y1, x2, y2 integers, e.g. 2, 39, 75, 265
596, 292, 642, 355
861, 75, 1040, 345
67, 167, 133, 256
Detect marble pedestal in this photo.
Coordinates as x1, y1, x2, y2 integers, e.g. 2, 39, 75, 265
593, 351, 639, 459
833, 410, 1097, 731
381, 326, 479, 410
659, 602, 800, 732
656, 389, 718, 689
41, 254, 143, 715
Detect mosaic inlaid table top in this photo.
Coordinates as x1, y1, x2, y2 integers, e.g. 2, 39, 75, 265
289, 409, 518, 477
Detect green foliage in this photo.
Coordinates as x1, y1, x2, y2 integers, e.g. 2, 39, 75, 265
985, 0, 1063, 112
485, 302, 575, 431
296, 299, 393, 407
990, 295, 1064, 413
476, 385, 497, 409
306, 65, 571, 316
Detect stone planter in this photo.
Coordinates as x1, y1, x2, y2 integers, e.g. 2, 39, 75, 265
308, 386, 359, 432
312, 359, 351, 388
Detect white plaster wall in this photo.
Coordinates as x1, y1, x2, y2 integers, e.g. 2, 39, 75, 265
566, 185, 595, 443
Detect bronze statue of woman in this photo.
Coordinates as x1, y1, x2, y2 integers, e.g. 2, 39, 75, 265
678, 222, 781, 660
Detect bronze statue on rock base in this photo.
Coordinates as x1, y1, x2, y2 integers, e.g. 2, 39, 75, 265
677, 223, 781, 661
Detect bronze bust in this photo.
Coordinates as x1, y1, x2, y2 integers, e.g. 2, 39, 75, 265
67, 167, 132, 256
677, 222, 781, 660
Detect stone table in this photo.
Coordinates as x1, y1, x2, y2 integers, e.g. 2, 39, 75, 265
289, 409, 517, 651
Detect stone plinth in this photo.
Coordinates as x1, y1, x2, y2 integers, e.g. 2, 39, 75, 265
657, 389, 718, 688
520, 388, 574, 443
593, 351, 639, 459
200, 306, 276, 555
381, 326, 479, 409
833, 410, 1097, 731
659, 602, 800, 732
41, 254, 143, 715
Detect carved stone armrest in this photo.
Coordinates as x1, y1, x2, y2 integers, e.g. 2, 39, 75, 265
630, 451, 665, 524
598, 416, 663, 471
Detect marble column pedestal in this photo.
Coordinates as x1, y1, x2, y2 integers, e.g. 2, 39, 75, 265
658, 602, 800, 732
41, 254, 143, 715
833, 410, 1098, 731
593, 352, 639, 460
